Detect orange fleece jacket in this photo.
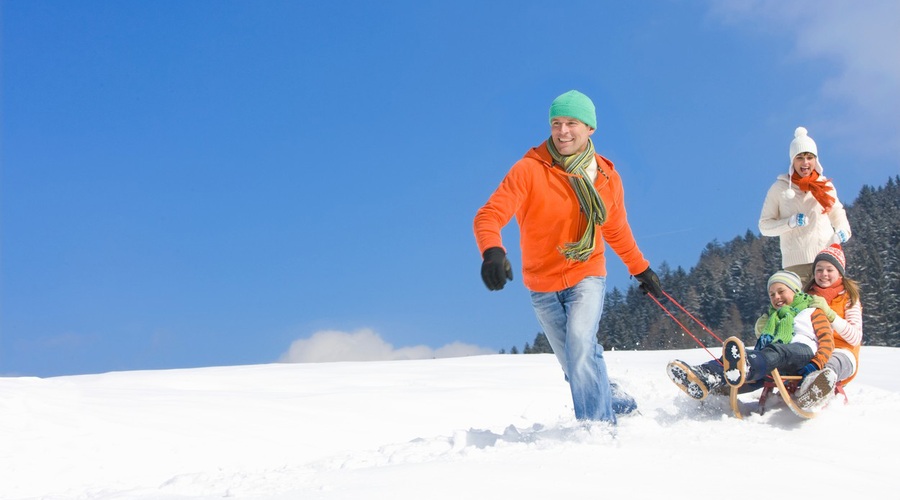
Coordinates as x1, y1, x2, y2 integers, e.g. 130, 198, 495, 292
473, 141, 649, 293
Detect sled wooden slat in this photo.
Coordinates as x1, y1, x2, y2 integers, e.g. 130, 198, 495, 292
729, 368, 816, 419
770, 368, 816, 419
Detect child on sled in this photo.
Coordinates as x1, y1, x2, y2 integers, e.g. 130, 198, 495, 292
793, 244, 862, 410
750, 245, 862, 411
667, 270, 834, 406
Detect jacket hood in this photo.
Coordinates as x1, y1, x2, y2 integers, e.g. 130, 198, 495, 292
526, 142, 554, 166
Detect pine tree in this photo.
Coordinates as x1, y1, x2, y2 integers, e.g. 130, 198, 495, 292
530, 332, 553, 353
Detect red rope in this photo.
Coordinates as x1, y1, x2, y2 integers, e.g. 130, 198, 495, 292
646, 290, 723, 363
660, 290, 724, 344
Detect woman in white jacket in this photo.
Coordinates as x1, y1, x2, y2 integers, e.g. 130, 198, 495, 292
758, 126, 852, 284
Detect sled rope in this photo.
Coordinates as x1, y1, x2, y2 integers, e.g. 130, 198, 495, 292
659, 290, 725, 344
647, 290, 725, 363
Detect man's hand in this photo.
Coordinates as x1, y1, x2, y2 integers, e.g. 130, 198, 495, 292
634, 267, 663, 299
480, 247, 513, 291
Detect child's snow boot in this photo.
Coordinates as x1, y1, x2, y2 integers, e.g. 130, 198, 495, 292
666, 360, 725, 401
722, 337, 746, 387
744, 351, 769, 383
796, 367, 837, 412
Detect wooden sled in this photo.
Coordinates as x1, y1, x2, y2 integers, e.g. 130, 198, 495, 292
730, 369, 811, 419
729, 368, 847, 419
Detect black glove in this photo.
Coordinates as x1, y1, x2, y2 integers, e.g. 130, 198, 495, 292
480, 247, 513, 291
634, 267, 663, 299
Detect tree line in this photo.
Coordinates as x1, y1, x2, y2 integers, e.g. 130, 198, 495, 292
509, 176, 900, 354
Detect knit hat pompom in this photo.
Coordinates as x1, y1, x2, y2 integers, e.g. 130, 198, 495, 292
814, 243, 846, 277
782, 186, 796, 199
549, 90, 597, 130
768, 270, 803, 293
788, 126, 823, 173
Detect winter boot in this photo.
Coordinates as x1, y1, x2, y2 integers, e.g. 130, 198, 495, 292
666, 360, 725, 401
744, 351, 769, 383
721, 337, 746, 387
796, 367, 838, 412
610, 381, 638, 416
708, 381, 732, 397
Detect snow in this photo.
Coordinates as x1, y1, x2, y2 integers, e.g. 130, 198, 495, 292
2, 347, 899, 499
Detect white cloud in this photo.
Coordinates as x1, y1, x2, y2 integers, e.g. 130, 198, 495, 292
278, 328, 496, 363
709, 1, 900, 159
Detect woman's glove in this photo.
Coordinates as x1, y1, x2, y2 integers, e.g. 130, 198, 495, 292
789, 213, 807, 228
810, 295, 837, 322
830, 229, 849, 244
754, 313, 769, 337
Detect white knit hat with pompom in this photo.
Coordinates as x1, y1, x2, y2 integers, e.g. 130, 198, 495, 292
783, 126, 823, 199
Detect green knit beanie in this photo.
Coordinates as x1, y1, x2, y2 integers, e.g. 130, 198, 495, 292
549, 90, 597, 129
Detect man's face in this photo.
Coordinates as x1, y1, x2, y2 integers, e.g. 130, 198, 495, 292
550, 117, 595, 156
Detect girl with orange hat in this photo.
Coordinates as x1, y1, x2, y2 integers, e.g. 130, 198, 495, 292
796, 243, 863, 411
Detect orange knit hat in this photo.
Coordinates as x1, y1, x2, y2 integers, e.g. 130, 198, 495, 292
814, 244, 846, 276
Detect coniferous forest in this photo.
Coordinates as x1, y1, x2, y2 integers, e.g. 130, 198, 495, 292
517, 176, 900, 354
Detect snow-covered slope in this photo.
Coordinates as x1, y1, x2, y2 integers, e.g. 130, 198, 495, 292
2, 347, 898, 499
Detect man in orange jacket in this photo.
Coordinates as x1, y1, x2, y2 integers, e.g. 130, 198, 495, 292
474, 89, 663, 423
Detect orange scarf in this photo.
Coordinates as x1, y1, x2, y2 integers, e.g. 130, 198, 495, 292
811, 279, 843, 303
792, 170, 835, 214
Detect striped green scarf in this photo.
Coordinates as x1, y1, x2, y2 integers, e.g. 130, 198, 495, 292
547, 137, 608, 261
762, 292, 815, 345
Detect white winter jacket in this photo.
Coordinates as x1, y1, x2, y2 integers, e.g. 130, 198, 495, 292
758, 174, 851, 268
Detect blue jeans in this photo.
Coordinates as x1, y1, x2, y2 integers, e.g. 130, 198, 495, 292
757, 342, 814, 377
530, 276, 616, 423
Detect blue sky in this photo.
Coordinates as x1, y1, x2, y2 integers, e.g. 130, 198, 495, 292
2, 1, 898, 377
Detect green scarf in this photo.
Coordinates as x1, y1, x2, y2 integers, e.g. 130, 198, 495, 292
546, 137, 608, 262
762, 292, 815, 345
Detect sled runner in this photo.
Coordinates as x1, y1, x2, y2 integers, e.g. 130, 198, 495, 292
753, 369, 848, 418
730, 369, 813, 419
